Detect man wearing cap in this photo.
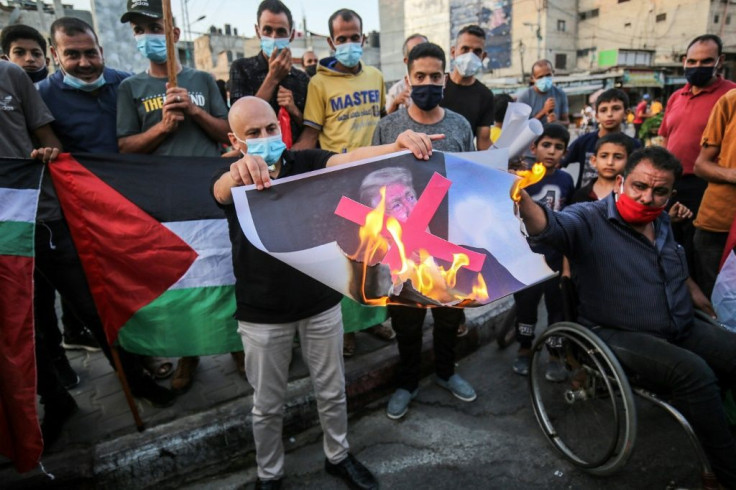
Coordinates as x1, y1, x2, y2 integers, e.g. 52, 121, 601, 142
117, 0, 231, 392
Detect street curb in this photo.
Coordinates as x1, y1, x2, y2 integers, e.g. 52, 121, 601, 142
4, 299, 514, 489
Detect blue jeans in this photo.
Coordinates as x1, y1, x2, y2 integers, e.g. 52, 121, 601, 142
592, 318, 736, 487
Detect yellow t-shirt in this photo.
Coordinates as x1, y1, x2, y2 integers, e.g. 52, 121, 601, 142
695, 89, 736, 233
650, 101, 663, 115
490, 125, 502, 143
303, 61, 385, 153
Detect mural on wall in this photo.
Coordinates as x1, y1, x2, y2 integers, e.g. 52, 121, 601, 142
450, 0, 512, 71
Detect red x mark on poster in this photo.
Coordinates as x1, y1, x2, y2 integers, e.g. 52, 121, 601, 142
334, 172, 486, 272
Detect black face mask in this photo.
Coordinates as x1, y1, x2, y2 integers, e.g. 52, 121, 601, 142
305, 64, 317, 77
685, 66, 716, 87
410, 83, 444, 111
27, 65, 48, 83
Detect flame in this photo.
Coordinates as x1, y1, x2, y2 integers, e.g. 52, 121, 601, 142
352, 186, 489, 305
511, 163, 546, 202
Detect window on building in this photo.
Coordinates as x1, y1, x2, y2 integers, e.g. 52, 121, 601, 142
728, 14, 732, 25
715, 14, 720, 23
656, 13, 666, 22
624, 22, 632, 28
555, 53, 567, 70
557, 19, 566, 31
578, 8, 599, 21
226, 50, 234, 63
618, 0, 630, 2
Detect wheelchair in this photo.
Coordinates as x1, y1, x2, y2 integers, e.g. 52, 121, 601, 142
528, 313, 723, 489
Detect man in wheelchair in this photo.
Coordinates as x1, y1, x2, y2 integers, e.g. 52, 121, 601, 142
514, 145, 736, 488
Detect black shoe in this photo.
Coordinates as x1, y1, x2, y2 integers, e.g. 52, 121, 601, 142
41, 391, 78, 450
53, 355, 80, 389
62, 327, 101, 352
129, 374, 176, 408
254, 478, 282, 490
325, 453, 378, 490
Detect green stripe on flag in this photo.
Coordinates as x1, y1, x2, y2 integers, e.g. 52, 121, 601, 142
0, 221, 35, 257
117, 285, 241, 356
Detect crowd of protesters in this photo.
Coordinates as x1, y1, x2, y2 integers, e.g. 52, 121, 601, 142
1, 0, 736, 486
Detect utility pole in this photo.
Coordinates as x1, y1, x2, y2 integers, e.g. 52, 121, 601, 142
519, 39, 526, 82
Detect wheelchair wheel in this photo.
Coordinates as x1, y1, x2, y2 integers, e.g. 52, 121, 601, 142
529, 322, 637, 476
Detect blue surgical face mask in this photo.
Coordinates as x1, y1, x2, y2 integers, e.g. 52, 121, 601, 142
453, 52, 482, 77
260, 36, 290, 57
135, 34, 168, 64
62, 69, 106, 92
333, 42, 363, 68
237, 134, 287, 170
535, 75, 554, 93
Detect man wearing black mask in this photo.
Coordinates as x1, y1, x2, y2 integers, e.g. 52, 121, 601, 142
658, 34, 736, 280
372, 42, 474, 152
371, 42, 477, 420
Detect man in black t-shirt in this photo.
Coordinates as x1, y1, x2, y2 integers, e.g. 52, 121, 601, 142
440, 24, 494, 150
212, 96, 438, 489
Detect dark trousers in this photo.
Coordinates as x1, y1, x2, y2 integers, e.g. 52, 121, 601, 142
671, 175, 708, 275
693, 228, 728, 299
389, 306, 463, 392
34, 220, 146, 398
514, 255, 564, 349
593, 319, 736, 488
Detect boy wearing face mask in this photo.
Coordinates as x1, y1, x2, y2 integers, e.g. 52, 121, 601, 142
229, 0, 309, 141
440, 24, 494, 151
373, 43, 474, 153
117, 0, 231, 393
516, 59, 569, 127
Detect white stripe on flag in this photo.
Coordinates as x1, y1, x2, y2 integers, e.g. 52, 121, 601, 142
163, 219, 235, 290
0, 188, 38, 223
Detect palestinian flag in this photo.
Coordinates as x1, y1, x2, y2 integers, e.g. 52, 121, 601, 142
48, 153, 241, 356
0, 159, 43, 472
712, 214, 736, 332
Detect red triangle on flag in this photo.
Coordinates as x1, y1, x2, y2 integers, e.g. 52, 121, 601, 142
49, 154, 198, 345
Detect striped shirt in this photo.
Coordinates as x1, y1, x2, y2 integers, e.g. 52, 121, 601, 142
531, 193, 693, 340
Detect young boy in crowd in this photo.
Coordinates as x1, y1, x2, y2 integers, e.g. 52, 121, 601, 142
512, 124, 574, 380
570, 132, 633, 203
570, 133, 694, 226
0, 24, 50, 83
562, 88, 640, 190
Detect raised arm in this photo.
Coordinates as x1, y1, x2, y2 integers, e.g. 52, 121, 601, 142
515, 189, 548, 236
327, 130, 444, 167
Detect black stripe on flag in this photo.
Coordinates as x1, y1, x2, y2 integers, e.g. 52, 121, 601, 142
70, 153, 232, 223
0, 159, 44, 190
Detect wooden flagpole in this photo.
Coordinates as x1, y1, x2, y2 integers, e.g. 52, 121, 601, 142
111, 346, 144, 431
162, 0, 178, 87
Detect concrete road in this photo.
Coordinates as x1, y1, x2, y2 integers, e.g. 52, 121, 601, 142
184, 335, 705, 490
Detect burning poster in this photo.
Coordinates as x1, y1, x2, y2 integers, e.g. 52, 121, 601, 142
232, 151, 554, 307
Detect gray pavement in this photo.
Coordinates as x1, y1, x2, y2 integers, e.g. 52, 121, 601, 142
184, 333, 705, 490
1, 299, 515, 489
